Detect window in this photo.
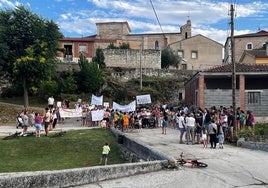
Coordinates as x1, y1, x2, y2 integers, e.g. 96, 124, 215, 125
155, 41, 159, 49
248, 92, 260, 104
181, 63, 187, 70
79, 44, 87, 53
191, 51, 198, 59
246, 43, 253, 50
178, 50, 184, 58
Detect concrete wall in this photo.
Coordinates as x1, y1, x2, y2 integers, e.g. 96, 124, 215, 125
0, 162, 166, 188
246, 89, 268, 119
204, 89, 240, 109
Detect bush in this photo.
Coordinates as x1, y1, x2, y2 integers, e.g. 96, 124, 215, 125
237, 123, 268, 142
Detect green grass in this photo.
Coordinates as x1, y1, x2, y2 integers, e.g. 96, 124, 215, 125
0, 129, 125, 173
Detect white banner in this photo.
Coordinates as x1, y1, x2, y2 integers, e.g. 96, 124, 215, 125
136, 94, 151, 104
59, 108, 82, 118
112, 101, 136, 112
91, 94, 103, 105
91, 109, 105, 121
103, 102, 109, 108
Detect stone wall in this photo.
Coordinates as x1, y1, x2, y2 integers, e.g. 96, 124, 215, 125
103, 49, 161, 69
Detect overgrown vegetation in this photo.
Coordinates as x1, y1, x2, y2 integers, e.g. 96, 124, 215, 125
0, 129, 125, 173
237, 123, 268, 142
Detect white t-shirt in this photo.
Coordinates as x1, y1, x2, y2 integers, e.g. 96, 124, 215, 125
186, 117, 196, 127
48, 97, 54, 105
178, 116, 185, 128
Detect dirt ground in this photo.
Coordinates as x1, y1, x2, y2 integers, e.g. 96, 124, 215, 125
0, 103, 44, 126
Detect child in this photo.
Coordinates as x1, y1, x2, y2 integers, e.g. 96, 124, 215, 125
202, 128, 208, 148
217, 124, 224, 149
99, 142, 111, 165
162, 114, 168, 135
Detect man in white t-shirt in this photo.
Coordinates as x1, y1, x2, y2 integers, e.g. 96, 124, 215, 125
48, 96, 54, 109
185, 113, 196, 145
177, 112, 186, 144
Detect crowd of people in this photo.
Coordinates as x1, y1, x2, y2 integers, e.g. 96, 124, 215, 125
16, 96, 256, 144
17, 96, 60, 137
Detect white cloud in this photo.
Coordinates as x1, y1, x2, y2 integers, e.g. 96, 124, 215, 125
60, 0, 268, 44
0, 0, 16, 8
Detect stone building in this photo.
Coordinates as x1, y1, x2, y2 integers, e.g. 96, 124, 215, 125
168, 34, 223, 71
239, 42, 268, 64
57, 20, 223, 71
224, 30, 268, 64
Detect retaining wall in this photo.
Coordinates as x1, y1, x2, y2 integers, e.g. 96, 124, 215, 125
0, 128, 176, 188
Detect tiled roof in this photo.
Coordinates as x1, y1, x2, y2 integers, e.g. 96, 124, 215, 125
204, 63, 268, 73
246, 50, 268, 58
235, 30, 268, 38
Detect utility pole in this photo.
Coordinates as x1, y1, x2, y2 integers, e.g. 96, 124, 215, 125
140, 39, 143, 91
230, 4, 237, 128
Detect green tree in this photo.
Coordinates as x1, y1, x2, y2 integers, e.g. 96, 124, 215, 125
161, 47, 180, 69
107, 43, 118, 49
0, 6, 63, 107
77, 55, 104, 94
119, 42, 130, 49
92, 48, 105, 69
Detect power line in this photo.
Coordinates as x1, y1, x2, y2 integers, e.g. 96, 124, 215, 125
149, 0, 166, 39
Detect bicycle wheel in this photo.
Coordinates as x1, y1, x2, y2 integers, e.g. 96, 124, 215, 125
196, 162, 208, 168
177, 160, 186, 166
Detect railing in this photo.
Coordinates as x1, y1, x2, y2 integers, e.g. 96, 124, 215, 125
64, 55, 73, 62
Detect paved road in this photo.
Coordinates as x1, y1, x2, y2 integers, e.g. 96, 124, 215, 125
1, 121, 268, 188
76, 128, 268, 188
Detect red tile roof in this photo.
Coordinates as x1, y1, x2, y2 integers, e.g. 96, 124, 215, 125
204, 63, 268, 73
235, 30, 268, 38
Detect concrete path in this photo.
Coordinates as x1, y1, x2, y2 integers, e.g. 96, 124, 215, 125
77, 128, 268, 188
1, 121, 268, 188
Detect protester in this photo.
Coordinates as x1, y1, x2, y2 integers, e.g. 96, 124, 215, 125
162, 113, 168, 135
185, 113, 196, 145
21, 110, 29, 134
217, 123, 224, 149
43, 107, 51, 136
208, 119, 217, 149
201, 128, 208, 148
178, 112, 186, 144
34, 112, 43, 138
48, 96, 54, 110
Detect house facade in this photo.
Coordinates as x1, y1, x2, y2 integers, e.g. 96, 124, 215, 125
184, 63, 268, 120
57, 20, 222, 71
168, 34, 223, 70
224, 30, 268, 64
239, 42, 268, 64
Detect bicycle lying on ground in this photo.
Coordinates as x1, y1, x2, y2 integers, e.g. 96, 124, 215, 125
177, 152, 208, 168
49, 131, 66, 138
3, 131, 22, 140
3, 131, 35, 140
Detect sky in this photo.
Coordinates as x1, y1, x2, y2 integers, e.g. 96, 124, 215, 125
1, 0, 268, 45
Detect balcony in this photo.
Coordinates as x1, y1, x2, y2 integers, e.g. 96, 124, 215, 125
64, 55, 73, 62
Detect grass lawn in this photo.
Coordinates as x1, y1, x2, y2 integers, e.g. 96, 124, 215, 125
0, 129, 125, 173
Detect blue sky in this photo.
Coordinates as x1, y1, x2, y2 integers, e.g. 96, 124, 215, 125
1, 0, 268, 45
